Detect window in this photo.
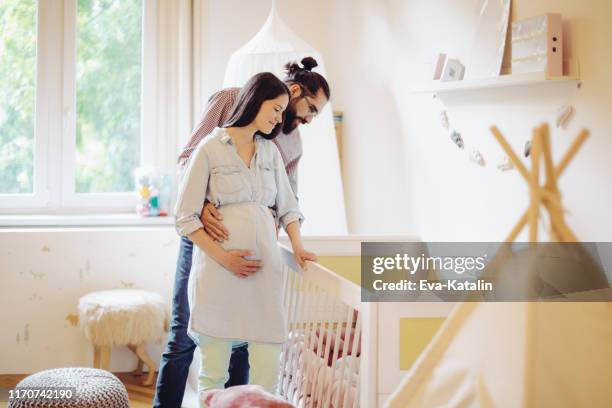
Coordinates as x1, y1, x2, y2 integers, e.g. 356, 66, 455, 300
74, 0, 142, 194
0, 0, 156, 214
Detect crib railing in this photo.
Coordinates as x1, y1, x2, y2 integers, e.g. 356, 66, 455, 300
278, 243, 363, 408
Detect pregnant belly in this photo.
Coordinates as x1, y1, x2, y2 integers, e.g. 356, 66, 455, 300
216, 203, 275, 260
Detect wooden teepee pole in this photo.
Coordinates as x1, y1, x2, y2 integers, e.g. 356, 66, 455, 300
540, 124, 580, 242
490, 125, 588, 242
528, 128, 542, 241
539, 124, 559, 241
491, 126, 531, 181
555, 129, 589, 177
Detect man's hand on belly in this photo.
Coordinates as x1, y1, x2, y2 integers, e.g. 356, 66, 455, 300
268, 207, 280, 239
201, 201, 229, 242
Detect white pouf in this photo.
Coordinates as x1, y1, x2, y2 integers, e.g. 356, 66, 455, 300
78, 289, 169, 386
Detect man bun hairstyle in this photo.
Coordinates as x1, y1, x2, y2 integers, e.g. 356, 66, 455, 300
284, 57, 330, 100
285, 56, 317, 74
301, 56, 318, 71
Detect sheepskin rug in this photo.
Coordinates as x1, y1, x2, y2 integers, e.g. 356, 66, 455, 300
78, 289, 169, 347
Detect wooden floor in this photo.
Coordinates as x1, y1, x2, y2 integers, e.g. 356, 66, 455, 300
115, 371, 157, 405
0, 371, 155, 407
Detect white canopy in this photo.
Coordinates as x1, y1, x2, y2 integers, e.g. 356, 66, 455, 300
223, 5, 347, 235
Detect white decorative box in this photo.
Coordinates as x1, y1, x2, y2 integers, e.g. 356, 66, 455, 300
440, 58, 465, 82
511, 13, 562, 77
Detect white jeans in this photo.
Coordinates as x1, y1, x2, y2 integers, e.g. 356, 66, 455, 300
191, 333, 282, 403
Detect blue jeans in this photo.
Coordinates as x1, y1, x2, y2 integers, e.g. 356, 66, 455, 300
153, 236, 250, 408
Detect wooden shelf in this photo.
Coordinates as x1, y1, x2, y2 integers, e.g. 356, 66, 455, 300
409, 71, 581, 95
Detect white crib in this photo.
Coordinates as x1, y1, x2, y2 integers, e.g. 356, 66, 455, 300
276, 236, 454, 408
277, 243, 365, 408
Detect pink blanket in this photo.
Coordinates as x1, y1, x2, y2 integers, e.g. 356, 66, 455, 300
201, 385, 295, 408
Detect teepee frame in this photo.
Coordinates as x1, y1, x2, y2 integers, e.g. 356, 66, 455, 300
490, 124, 589, 242
385, 124, 611, 408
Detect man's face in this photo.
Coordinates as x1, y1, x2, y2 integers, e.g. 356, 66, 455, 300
283, 86, 328, 134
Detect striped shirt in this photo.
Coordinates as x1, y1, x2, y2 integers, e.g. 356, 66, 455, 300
178, 88, 302, 196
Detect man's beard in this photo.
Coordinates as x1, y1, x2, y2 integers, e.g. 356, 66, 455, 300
282, 103, 305, 134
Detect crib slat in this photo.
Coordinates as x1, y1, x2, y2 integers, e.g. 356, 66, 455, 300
280, 265, 292, 397
300, 285, 323, 406
333, 306, 357, 407
286, 272, 303, 403
347, 312, 362, 408
282, 261, 291, 307
288, 276, 311, 405
321, 303, 349, 407
297, 281, 317, 405
281, 265, 299, 399
311, 293, 333, 406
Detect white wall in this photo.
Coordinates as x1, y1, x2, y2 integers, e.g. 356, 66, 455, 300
0, 228, 178, 374
344, 0, 612, 241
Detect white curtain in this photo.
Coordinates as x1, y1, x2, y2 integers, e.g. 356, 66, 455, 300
140, 0, 211, 205
222, 5, 348, 235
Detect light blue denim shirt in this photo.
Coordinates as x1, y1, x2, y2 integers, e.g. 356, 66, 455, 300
174, 127, 304, 236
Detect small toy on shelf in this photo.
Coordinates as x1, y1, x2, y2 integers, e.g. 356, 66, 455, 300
440, 58, 465, 82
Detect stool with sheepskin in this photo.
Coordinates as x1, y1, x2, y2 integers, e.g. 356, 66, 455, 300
78, 289, 169, 386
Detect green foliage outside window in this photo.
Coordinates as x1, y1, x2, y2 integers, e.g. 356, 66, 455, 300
76, 0, 142, 193
0, 0, 142, 196
0, 0, 36, 194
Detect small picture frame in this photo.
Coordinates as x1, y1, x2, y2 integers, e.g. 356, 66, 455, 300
440, 58, 465, 82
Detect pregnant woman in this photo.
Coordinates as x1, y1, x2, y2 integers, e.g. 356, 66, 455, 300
174, 72, 316, 402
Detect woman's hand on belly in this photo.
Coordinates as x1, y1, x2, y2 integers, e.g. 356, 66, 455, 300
220, 249, 261, 278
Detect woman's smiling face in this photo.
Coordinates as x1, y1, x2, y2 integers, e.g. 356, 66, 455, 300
253, 94, 289, 135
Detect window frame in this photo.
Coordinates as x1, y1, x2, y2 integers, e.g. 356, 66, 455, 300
0, 0, 160, 215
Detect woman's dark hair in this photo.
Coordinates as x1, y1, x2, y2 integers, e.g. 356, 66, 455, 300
284, 57, 330, 100
224, 72, 290, 140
